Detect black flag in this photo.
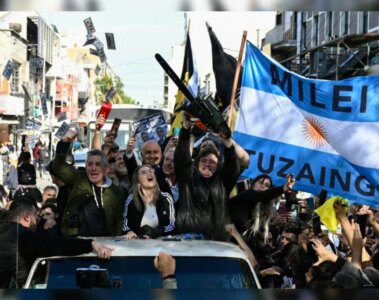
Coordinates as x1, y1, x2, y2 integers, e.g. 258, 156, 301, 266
207, 22, 243, 111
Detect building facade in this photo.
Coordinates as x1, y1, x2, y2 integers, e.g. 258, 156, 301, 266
262, 11, 379, 80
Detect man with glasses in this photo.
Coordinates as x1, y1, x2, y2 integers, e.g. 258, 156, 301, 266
174, 113, 240, 241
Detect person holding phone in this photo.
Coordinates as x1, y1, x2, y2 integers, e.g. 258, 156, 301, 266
230, 173, 296, 243
334, 200, 372, 266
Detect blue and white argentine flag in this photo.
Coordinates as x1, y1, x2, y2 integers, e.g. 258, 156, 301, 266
234, 41, 379, 206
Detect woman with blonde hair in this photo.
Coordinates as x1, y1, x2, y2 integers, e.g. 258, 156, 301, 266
230, 174, 296, 243
121, 164, 175, 239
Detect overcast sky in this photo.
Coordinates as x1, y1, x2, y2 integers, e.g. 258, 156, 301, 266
41, 11, 276, 106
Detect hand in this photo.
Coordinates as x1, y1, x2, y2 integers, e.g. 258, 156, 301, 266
122, 231, 137, 240
221, 136, 233, 148
311, 238, 338, 265
91, 241, 114, 259
96, 116, 106, 130
63, 128, 77, 143
154, 251, 176, 278
182, 112, 191, 130
166, 137, 178, 149
298, 233, 309, 248
225, 223, 239, 238
333, 201, 347, 220
352, 219, 363, 250
357, 205, 370, 215
283, 175, 295, 192
104, 132, 115, 146
126, 136, 136, 155
43, 218, 57, 230
367, 209, 376, 225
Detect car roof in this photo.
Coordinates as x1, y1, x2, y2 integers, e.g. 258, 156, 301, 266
39, 238, 250, 260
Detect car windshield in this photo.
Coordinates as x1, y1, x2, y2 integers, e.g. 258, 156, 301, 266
30, 256, 257, 289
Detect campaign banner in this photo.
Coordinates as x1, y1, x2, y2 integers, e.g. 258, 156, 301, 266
234, 41, 379, 206
133, 113, 167, 148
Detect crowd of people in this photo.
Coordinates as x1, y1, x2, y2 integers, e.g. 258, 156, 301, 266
1, 112, 379, 289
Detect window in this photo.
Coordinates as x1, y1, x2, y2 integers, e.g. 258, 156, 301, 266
328, 12, 333, 38
343, 12, 349, 35
30, 256, 257, 289
10, 61, 20, 94
276, 13, 283, 26
314, 15, 319, 45
363, 12, 369, 33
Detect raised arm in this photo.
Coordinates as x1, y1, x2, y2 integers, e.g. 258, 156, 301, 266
230, 179, 295, 210
334, 202, 371, 264
91, 116, 105, 150
231, 139, 250, 171
226, 223, 258, 268
123, 135, 138, 182
174, 114, 192, 182
221, 139, 240, 194
53, 129, 78, 189
367, 209, 379, 237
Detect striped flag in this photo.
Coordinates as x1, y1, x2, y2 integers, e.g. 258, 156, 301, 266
170, 32, 198, 134
234, 41, 379, 206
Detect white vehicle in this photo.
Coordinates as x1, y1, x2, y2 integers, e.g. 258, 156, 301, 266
87, 104, 172, 149
72, 147, 89, 169
24, 237, 261, 289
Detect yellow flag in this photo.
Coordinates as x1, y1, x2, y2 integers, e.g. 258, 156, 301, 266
314, 196, 349, 234
169, 31, 197, 135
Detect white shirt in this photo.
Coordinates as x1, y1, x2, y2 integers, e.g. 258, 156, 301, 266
140, 204, 159, 228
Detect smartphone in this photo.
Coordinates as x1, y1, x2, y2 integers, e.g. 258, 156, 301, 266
356, 214, 368, 238
307, 241, 318, 263
319, 189, 328, 206
110, 118, 121, 136
312, 215, 322, 236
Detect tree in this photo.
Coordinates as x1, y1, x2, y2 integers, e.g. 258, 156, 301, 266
94, 74, 136, 105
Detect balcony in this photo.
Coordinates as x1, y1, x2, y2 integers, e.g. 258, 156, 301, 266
263, 24, 297, 51
0, 94, 24, 116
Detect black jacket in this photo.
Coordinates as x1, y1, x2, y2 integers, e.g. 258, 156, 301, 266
174, 128, 240, 241
122, 192, 175, 238
0, 222, 93, 288
17, 162, 36, 185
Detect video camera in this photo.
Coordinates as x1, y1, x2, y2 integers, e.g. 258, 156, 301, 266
155, 53, 231, 139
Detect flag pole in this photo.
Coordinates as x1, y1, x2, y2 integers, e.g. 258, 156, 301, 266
228, 31, 247, 129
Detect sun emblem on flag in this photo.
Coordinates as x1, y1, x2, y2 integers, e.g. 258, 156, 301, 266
302, 116, 328, 147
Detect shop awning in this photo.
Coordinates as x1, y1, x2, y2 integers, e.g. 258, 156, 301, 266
0, 119, 19, 125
